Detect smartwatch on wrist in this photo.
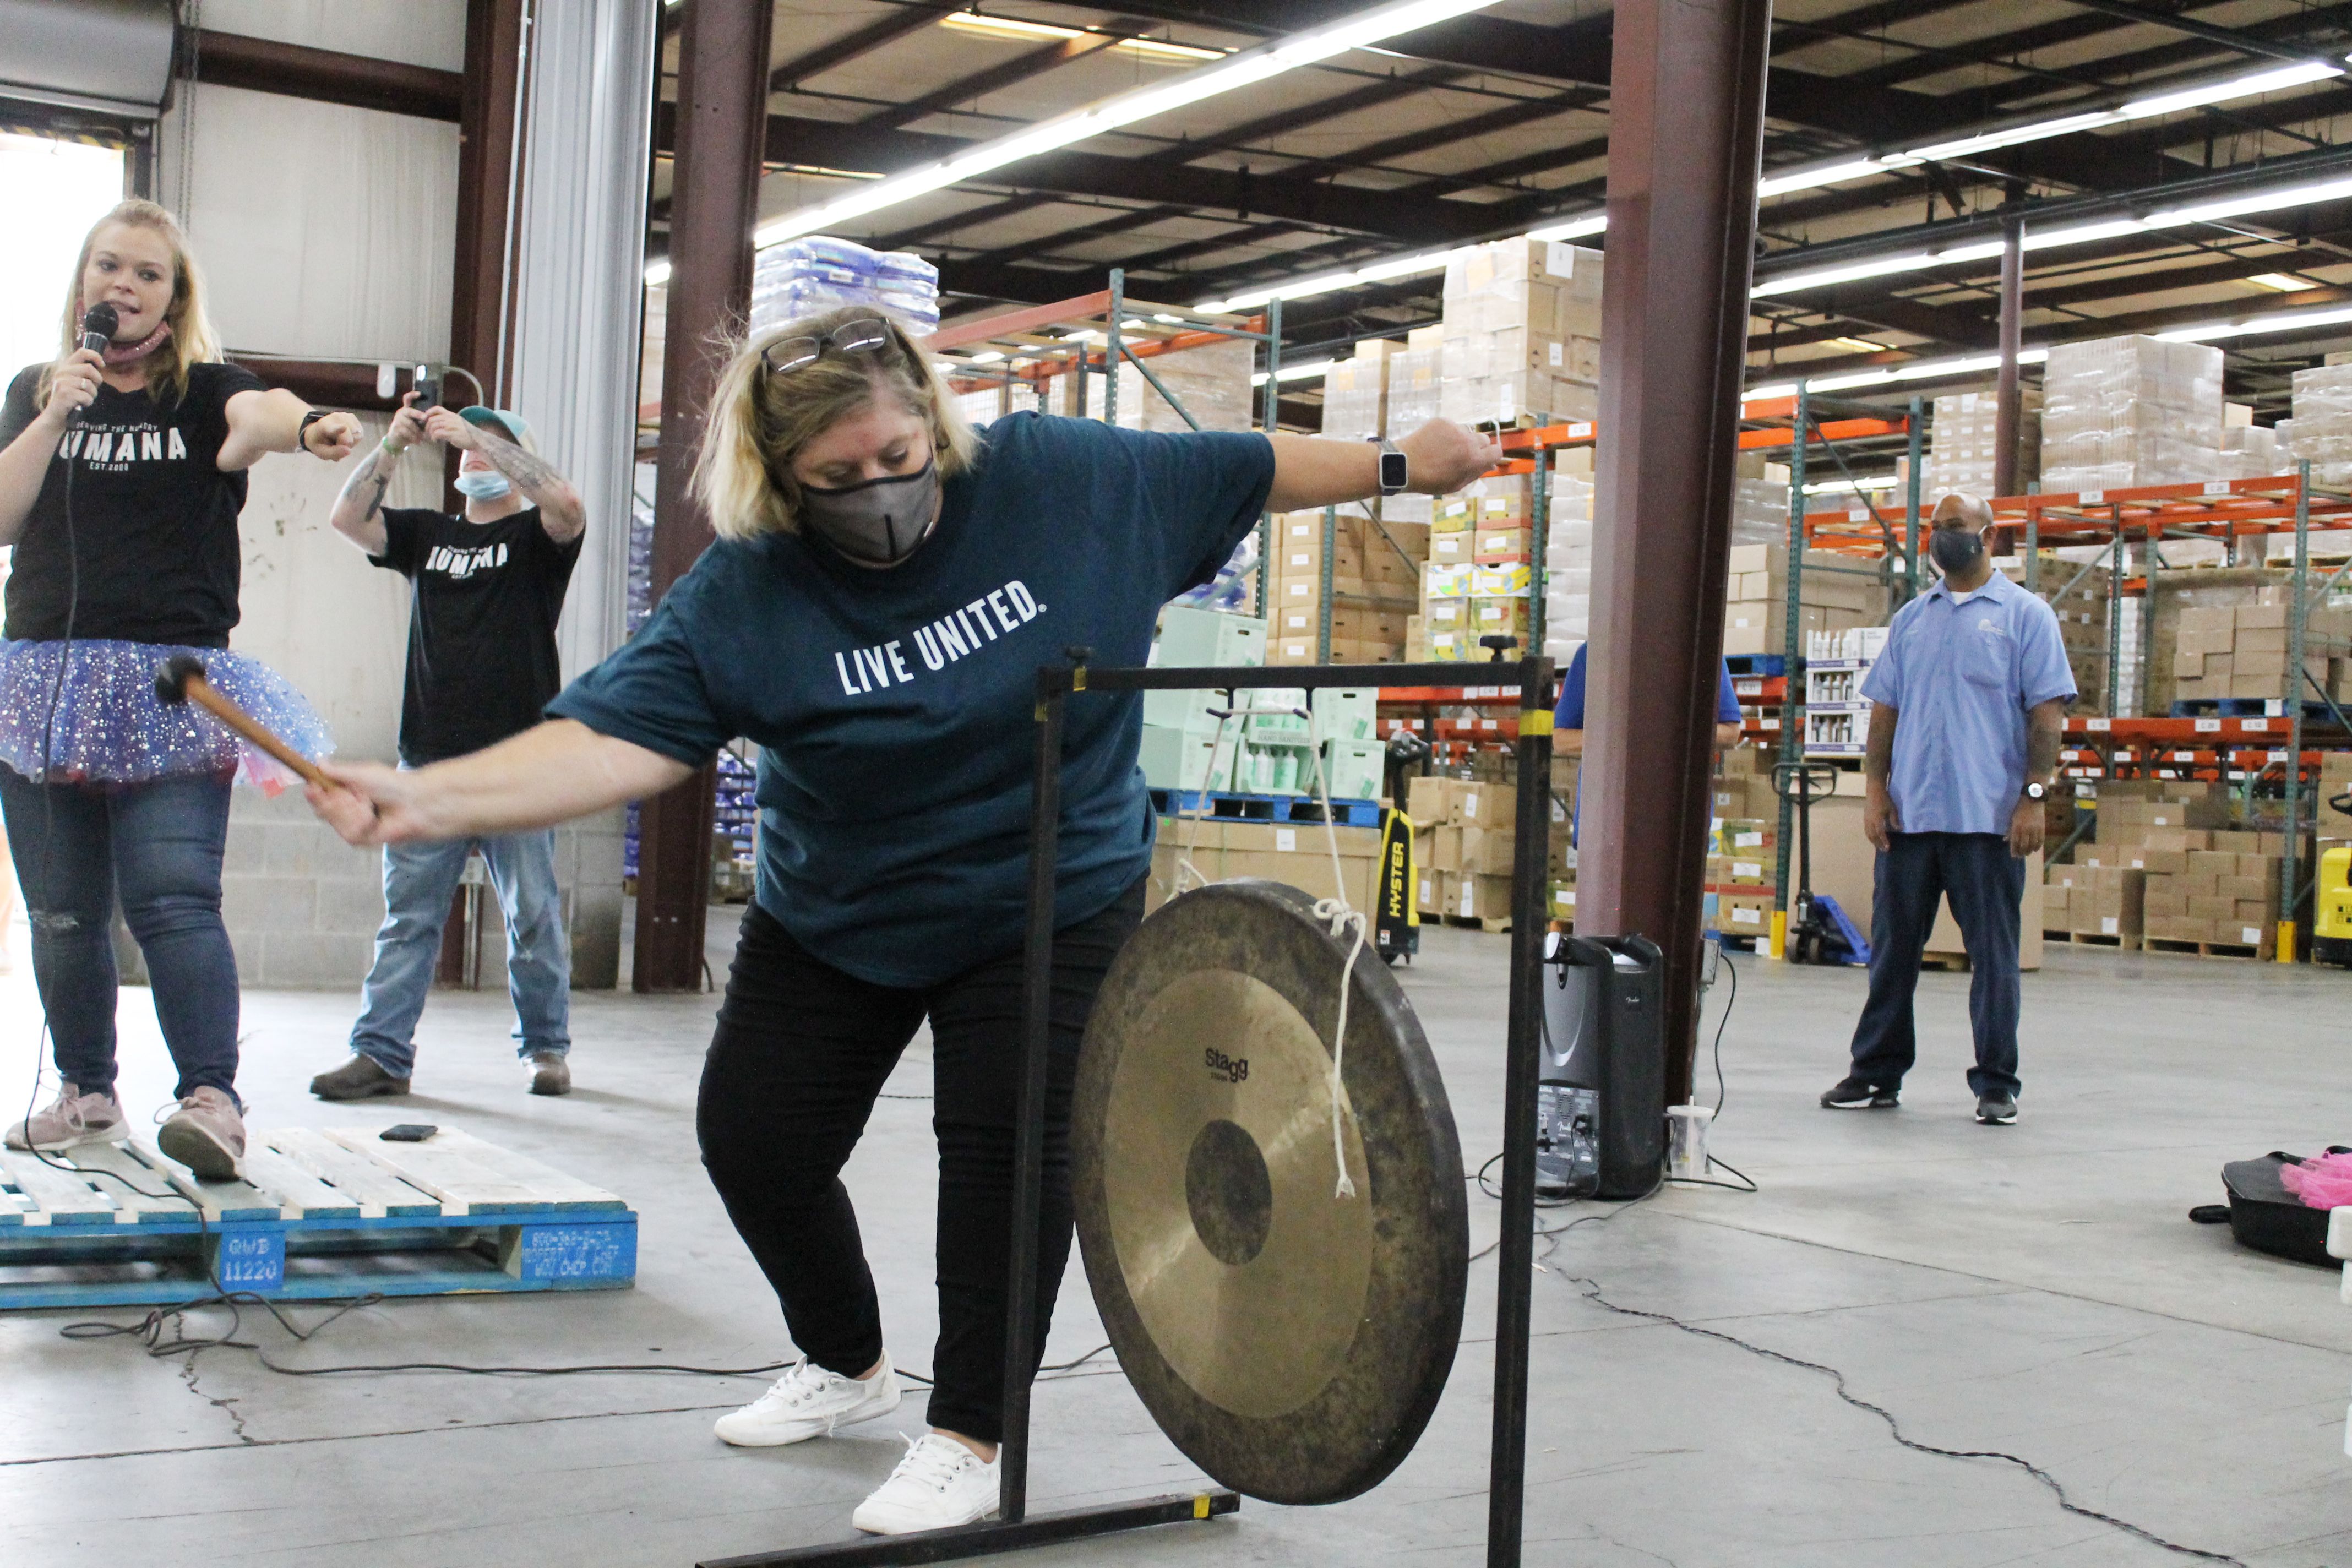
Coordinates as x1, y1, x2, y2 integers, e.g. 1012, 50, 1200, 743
2021, 781, 2048, 801
298, 408, 331, 452
1368, 435, 1408, 496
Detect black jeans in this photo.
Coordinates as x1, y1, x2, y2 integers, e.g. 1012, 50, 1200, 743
1845, 831, 2025, 1099
697, 879, 1145, 1444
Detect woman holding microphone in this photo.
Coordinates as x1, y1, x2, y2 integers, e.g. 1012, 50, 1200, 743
308, 306, 1493, 1537
0, 199, 358, 1177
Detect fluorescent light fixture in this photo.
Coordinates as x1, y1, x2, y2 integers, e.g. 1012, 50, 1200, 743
2159, 303, 2352, 341
1827, 336, 1885, 352
1251, 360, 1335, 385
1524, 213, 1609, 243
965, 349, 1006, 363
2143, 172, 2352, 228
1751, 239, 2005, 298
1743, 346, 2049, 401
1805, 475, 1901, 493
645, 258, 672, 287
2248, 271, 2319, 292
1757, 158, 1885, 199
937, 10, 1226, 62
2119, 59, 2341, 118
739, 0, 1503, 258
1197, 245, 1466, 314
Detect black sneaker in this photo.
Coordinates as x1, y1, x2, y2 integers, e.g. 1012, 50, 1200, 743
1820, 1076, 1898, 1110
1975, 1093, 2018, 1125
310, 1054, 411, 1101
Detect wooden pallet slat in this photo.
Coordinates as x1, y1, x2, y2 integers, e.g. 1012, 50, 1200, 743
61, 1145, 208, 1224
324, 1128, 553, 1215
238, 1145, 363, 1219
264, 1128, 445, 1218
417, 1128, 626, 1210
119, 1142, 286, 1222
0, 1150, 123, 1225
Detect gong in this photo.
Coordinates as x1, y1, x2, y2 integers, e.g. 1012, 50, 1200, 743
1071, 878, 1468, 1506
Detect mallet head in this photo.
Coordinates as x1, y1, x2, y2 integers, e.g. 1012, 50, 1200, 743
155, 654, 209, 707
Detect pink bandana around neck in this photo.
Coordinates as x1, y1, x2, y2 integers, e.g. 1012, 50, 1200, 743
101, 321, 172, 367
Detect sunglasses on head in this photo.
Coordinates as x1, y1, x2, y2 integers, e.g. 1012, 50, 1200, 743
761, 318, 894, 377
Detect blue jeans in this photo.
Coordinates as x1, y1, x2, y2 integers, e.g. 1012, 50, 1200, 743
349, 830, 571, 1079
1845, 831, 2025, 1099
0, 765, 239, 1101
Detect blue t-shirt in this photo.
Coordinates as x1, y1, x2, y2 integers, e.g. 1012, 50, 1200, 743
1554, 643, 1741, 843
548, 412, 1275, 986
1861, 570, 2075, 836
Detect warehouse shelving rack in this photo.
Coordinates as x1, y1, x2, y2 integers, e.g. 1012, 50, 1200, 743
1793, 443, 2352, 961
929, 268, 1286, 613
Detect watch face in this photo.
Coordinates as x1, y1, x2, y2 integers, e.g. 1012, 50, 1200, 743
1379, 450, 1409, 491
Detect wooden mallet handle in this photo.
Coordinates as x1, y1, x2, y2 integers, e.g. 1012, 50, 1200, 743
154, 655, 335, 790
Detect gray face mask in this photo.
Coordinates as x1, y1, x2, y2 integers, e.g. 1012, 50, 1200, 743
1929, 524, 1985, 574
796, 459, 940, 567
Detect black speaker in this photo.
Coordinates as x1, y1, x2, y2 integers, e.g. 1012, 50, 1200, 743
1539, 932, 1665, 1199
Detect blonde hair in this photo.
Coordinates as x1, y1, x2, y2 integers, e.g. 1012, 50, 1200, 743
693, 306, 978, 543
43, 199, 222, 409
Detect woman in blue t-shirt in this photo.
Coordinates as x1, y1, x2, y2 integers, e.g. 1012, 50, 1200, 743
308, 307, 1496, 1537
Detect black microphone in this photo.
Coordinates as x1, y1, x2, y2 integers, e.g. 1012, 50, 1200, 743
78, 302, 117, 356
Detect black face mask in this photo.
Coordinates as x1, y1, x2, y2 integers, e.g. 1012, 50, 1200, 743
794, 459, 940, 568
1929, 525, 1985, 574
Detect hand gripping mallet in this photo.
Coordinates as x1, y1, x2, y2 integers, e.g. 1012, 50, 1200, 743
154, 655, 336, 791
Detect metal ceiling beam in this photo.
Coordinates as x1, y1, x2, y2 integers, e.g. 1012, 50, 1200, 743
189, 28, 462, 119
770, 3, 963, 91
2062, 0, 2331, 64
859, 30, 1125, 134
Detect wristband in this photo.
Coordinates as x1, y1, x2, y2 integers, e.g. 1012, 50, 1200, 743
381, 436, 407, 456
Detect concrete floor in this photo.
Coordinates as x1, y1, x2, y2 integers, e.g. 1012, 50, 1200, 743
2, 912, 2348, 1567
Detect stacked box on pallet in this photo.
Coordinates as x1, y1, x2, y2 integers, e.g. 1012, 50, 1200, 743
1087, 335, 1257, 432
1147, 818, 1383, 917
750, 235, 940, 334
1424, 475, 1536, 662
2220, 420, 2284, 480
1544, 461, 1594, 667
1264, 510, 1425, 665
1731, 476, 1788, 548
1721, 542, 1886, 656
2285, 363, 2352, 487
1138, 606, 1266, 793
1707, 808, 1778, 938
2090, 783, 2284, 950
2173, 592, 2352, 705
1927, 388, 2043, 498
1439, 238, 1604, 429
2043, 863, 2144, 942
1407, 775, 1518, 924
2038, 335, 2224, 494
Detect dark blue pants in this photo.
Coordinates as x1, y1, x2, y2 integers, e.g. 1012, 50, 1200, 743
0, 765, 240, 1101
1845, 831, 2024, 1099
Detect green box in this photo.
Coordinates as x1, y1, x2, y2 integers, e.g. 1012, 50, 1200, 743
1154, 606, 1265, 669
1311, 688, 1379, 743
1138, 725, 1234, 791
1141, 688, 1230, 733
1314, 738, 1385, 802
1242, 685, 1312, 741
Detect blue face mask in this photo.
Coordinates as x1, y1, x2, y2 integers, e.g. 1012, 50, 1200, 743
454, 469, 512, 502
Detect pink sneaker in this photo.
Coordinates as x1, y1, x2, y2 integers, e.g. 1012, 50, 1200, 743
157, 1087, 246, 1180
4, 1082, 128, 1152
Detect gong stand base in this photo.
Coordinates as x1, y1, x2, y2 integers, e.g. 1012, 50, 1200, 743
696, 1491, 1240, 1568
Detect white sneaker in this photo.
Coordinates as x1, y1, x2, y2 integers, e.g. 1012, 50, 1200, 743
852, 1433, 1001, 1536
712, 1354, 901, 1447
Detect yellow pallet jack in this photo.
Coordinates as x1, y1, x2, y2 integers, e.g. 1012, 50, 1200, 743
2313, 791, 2352, 968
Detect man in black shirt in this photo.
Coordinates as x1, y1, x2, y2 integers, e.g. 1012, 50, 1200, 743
309, 399, 586, 1100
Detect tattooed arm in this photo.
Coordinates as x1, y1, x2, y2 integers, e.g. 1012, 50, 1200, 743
328, 397, 428, 556
426, 407, 586, 543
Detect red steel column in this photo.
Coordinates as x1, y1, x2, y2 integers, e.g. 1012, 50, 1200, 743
633, 0, 774, 992
1581, 0, 1772, 1106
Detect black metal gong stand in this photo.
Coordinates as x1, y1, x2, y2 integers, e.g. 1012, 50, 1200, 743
699, 656, 1554, 1568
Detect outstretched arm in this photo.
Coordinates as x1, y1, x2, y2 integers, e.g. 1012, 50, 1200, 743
1265, 419, 1501, 513
308, 719, 692, 846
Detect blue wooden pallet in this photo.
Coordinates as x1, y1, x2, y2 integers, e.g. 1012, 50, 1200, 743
2168, 698, 2337, 719
1723, 654, 1788, 677
1150, 788, 1384, 828
0, 1126, 635, 1311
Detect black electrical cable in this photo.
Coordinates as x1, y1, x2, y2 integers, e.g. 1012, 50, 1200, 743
1560, 1275, 2248, 1567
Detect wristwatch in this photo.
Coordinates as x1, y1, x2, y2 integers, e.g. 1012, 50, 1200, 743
298, 408, 333, 451
2021, 781, 2048, 801
1368, 435, 1409, 496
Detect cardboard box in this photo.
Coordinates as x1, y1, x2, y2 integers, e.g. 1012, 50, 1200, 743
1148, 817, 1380, 916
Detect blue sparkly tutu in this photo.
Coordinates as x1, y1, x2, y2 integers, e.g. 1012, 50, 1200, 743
0, 639, 334, 792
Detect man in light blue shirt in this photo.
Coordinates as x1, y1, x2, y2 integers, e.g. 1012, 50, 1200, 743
1821, 493, 2074, 1125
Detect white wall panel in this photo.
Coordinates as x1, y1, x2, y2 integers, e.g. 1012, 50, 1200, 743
199, 0, 466, 71
158, 83, 456, 364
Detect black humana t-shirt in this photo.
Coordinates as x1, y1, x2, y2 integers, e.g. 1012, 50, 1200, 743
372, 505, 582, 764
0, 360, 268, 647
